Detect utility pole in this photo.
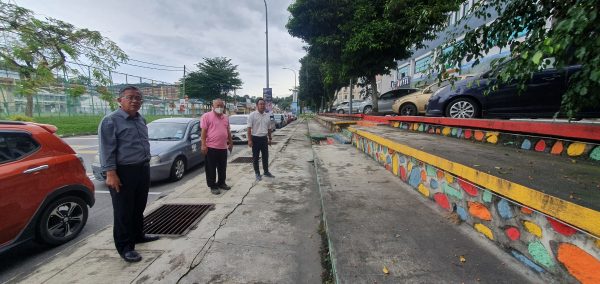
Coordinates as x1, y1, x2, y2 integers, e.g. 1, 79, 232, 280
182, 65, 186, 99
263, 0, 269, 88
349, 79, 353, 114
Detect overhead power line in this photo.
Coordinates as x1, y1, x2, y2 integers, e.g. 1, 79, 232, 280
128, 58, 183, 69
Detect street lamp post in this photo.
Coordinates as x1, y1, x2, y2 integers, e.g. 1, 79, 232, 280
263, 0, 269, 89
282, 67, 297, 113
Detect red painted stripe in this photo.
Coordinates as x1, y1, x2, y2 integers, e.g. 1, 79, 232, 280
357, 115, 600, 142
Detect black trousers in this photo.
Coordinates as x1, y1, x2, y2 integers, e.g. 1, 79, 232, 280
252, 135, 269, 175
205, 147, 228, 188
109, 163, 150, 255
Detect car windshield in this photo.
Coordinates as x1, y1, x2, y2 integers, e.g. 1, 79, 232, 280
229, 116, 247, 125
148, 122, 188, 140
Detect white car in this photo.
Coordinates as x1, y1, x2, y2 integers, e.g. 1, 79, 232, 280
229, 115, 249, 142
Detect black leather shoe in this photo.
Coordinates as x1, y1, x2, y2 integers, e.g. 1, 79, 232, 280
136, 235, 160, 243
121, 250, 142, 262
211, 187, 221, 195
218, 184, 231, 190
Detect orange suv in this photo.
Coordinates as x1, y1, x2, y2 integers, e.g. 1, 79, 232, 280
0, 121, 95, 253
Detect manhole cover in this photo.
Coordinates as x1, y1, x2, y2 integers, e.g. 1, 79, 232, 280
143, 204, 214, 236
231, 156, 254, 163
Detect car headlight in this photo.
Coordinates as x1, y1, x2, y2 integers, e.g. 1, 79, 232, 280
150, 155, 161, 166
430, 86, 450, 100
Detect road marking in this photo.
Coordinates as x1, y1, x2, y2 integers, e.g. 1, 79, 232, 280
95, 190, 162, 195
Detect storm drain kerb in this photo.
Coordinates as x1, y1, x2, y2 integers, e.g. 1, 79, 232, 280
143, 204, 214, 236
231, 156, 254, 163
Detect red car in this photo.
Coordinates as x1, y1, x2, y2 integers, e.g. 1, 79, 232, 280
0, 121, 95, 253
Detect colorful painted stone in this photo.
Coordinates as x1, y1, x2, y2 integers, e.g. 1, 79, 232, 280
550, 141, 564, 155
521, 139, 532, 150
505, 227, 520, 241
408, 167, 421, 187
418, 184, 430, 197
420, 169, 427, 182
534, 140, 546, 152
511, 250, 545, 273
546, 217, 577, 237
528, 241, 555, 269
474, 223, 494, 240
464, 129, 473, 139
474, 131, 485, 141
436, 170, 444, 180
400, 166, 407, 181
523, 221, 543, 238
482, 190, 493, 203
456, 206, 468, 221
442, 127, 451, 136
468, 202, 492, 221
567, 142, 586, 157
434, 193, 451, 210
430, 179, 439, 189
589, 146, 600, 161
392, 155, 399, 176
486, 132, 499, 144
458, 179, 478, 196
521, 207, 534, 215
451, 128, 457, 136
426, 165, 437, 177
497, 199, 514, 219
557, 243, 600, 284
444, 183, 464, 200
456, 128, 463, 138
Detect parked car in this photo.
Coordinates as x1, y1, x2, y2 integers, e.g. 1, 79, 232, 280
360, 88, 420, 114
273, 113, 286, 128
0, 121, 95, 253
392, 75, 474, 115
92, 117, 203, 182
425, 65, 600, 118
335, 100, 363, 114
229, 114, 249, 143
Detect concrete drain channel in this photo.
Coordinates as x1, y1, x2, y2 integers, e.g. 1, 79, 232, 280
143, 204, 214, 236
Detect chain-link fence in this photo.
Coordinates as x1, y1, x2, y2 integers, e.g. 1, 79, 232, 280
0, 66, 211, 119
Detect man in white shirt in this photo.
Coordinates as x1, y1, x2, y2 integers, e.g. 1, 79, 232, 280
247, 98, 274, 181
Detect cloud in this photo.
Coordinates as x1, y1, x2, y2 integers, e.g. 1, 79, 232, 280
13, 0, 305, 97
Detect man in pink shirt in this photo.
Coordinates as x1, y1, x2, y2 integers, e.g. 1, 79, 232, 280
201, 99, 233, 195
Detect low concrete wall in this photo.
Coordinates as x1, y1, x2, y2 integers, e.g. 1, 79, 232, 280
349, 128, 600, 283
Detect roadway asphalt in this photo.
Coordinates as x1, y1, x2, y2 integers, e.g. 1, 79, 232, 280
0, 135, 247, 283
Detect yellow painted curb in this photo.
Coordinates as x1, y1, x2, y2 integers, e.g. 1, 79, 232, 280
349, 127, 600, 238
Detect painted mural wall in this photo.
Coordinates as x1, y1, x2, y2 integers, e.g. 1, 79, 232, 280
353, 134, 600, 283
390, 121, 600, 163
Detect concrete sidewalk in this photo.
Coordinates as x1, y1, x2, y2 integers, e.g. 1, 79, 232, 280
10, 121, 323, 284
9, 118, 548, 283
308, 120, 546, 283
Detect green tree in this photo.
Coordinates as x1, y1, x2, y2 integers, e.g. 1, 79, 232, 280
288, 0, 461, 113
0, 2, 127, 117
436, 0, 600, 117
184, 57, 243, 103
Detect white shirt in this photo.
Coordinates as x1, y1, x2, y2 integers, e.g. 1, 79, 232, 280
247, 111, 272, 137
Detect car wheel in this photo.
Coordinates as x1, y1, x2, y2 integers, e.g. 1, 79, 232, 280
170, 156, 186, 181
38, 196, 88, 246
337, 109, 344, 114
446, 98, 480, 118
400, 104, 417, 116
363, 106, 373, 114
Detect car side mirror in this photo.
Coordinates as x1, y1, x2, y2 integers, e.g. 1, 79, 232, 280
190, 133, 199, 140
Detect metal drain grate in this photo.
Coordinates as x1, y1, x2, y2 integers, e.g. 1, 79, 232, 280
143, 204, 214, 236
231, 156, 254, 163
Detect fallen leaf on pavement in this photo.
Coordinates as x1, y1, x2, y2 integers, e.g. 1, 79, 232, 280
460, 255, 466, 263
383, 266, 389, 274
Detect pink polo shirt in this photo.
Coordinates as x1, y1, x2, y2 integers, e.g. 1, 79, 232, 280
200, 111, 229, 149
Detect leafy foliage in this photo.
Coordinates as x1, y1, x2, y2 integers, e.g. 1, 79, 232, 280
436, 0, 600, 117
184, 57, 243, 103
0, 2, 127, 116
288, 0, 461, 112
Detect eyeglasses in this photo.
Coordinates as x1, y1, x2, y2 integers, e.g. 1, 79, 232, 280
122, 95, 143, 102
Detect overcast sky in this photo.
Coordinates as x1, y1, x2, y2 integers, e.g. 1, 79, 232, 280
14, 0, 306, 98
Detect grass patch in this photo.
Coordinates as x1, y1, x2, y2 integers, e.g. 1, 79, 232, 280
3, 115, 186, 136
319, 220, 334, 284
